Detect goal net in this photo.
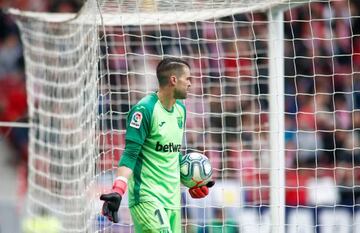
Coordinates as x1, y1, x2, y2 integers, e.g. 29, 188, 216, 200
10, 0, 360, 232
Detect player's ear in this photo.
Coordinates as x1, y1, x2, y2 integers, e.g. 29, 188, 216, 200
169, 75, 177, 86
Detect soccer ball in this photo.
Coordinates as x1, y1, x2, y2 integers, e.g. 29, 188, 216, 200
180, 152, 213, 188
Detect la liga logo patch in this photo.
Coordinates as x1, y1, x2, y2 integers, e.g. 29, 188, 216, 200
130, 111, 142, 129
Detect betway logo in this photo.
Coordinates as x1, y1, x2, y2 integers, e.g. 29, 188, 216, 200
155, 141, 181, 152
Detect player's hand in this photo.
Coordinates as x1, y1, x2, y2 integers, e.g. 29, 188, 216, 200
189, 180, 215, 199
99, 177, 127, 223
100, 192, 122, 223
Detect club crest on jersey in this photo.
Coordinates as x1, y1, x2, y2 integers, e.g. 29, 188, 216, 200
177, 117, 183, 129
130, 111, 142, 129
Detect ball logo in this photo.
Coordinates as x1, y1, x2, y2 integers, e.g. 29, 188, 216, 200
130, 111, 142, 129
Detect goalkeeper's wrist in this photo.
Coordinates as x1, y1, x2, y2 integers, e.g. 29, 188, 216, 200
112, 176, 128, 196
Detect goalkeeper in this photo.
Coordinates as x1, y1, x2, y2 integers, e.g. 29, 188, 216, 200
99, 57, 214, 232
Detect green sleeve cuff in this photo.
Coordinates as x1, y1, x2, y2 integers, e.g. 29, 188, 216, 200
118, 140, 142, 170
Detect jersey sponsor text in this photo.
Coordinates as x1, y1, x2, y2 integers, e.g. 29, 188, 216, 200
155, 141, 181, 152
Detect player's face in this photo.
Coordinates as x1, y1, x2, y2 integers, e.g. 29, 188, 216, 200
174, 66, 191, 99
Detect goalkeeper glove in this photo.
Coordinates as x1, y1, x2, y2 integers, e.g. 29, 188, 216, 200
189, 180, 215, 199
99, 177, 127, 223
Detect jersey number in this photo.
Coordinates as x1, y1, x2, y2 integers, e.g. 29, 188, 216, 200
154, 209, 164, 225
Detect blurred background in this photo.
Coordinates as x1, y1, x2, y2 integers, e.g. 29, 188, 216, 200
0, 1, 83, 232
0, 0, 360, 232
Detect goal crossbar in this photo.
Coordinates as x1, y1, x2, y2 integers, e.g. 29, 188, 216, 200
7, 0, 308, 25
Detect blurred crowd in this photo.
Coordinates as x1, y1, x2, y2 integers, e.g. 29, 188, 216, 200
98, 0, 360, 207
1, 0, 360, 211
0, 0, 82, 200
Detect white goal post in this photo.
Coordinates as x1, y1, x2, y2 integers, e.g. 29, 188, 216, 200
7, 0, 360, 232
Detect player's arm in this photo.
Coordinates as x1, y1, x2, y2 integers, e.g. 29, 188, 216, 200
100, 104, 150, 223
100, 140, 142, 223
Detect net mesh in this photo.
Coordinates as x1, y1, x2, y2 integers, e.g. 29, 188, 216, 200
11, 0, 360, 232
15, 1, 99, 232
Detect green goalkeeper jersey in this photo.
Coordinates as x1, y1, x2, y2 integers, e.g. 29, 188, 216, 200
121, 93, 186, 209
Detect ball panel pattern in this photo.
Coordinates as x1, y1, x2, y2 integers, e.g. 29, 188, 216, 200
180, 152, 213, 188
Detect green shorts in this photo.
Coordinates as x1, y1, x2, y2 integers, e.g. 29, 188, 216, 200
129, 201, 181, 233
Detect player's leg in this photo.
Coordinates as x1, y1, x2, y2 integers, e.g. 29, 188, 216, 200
165, 208, 181, 233
130, 201, 171, 233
